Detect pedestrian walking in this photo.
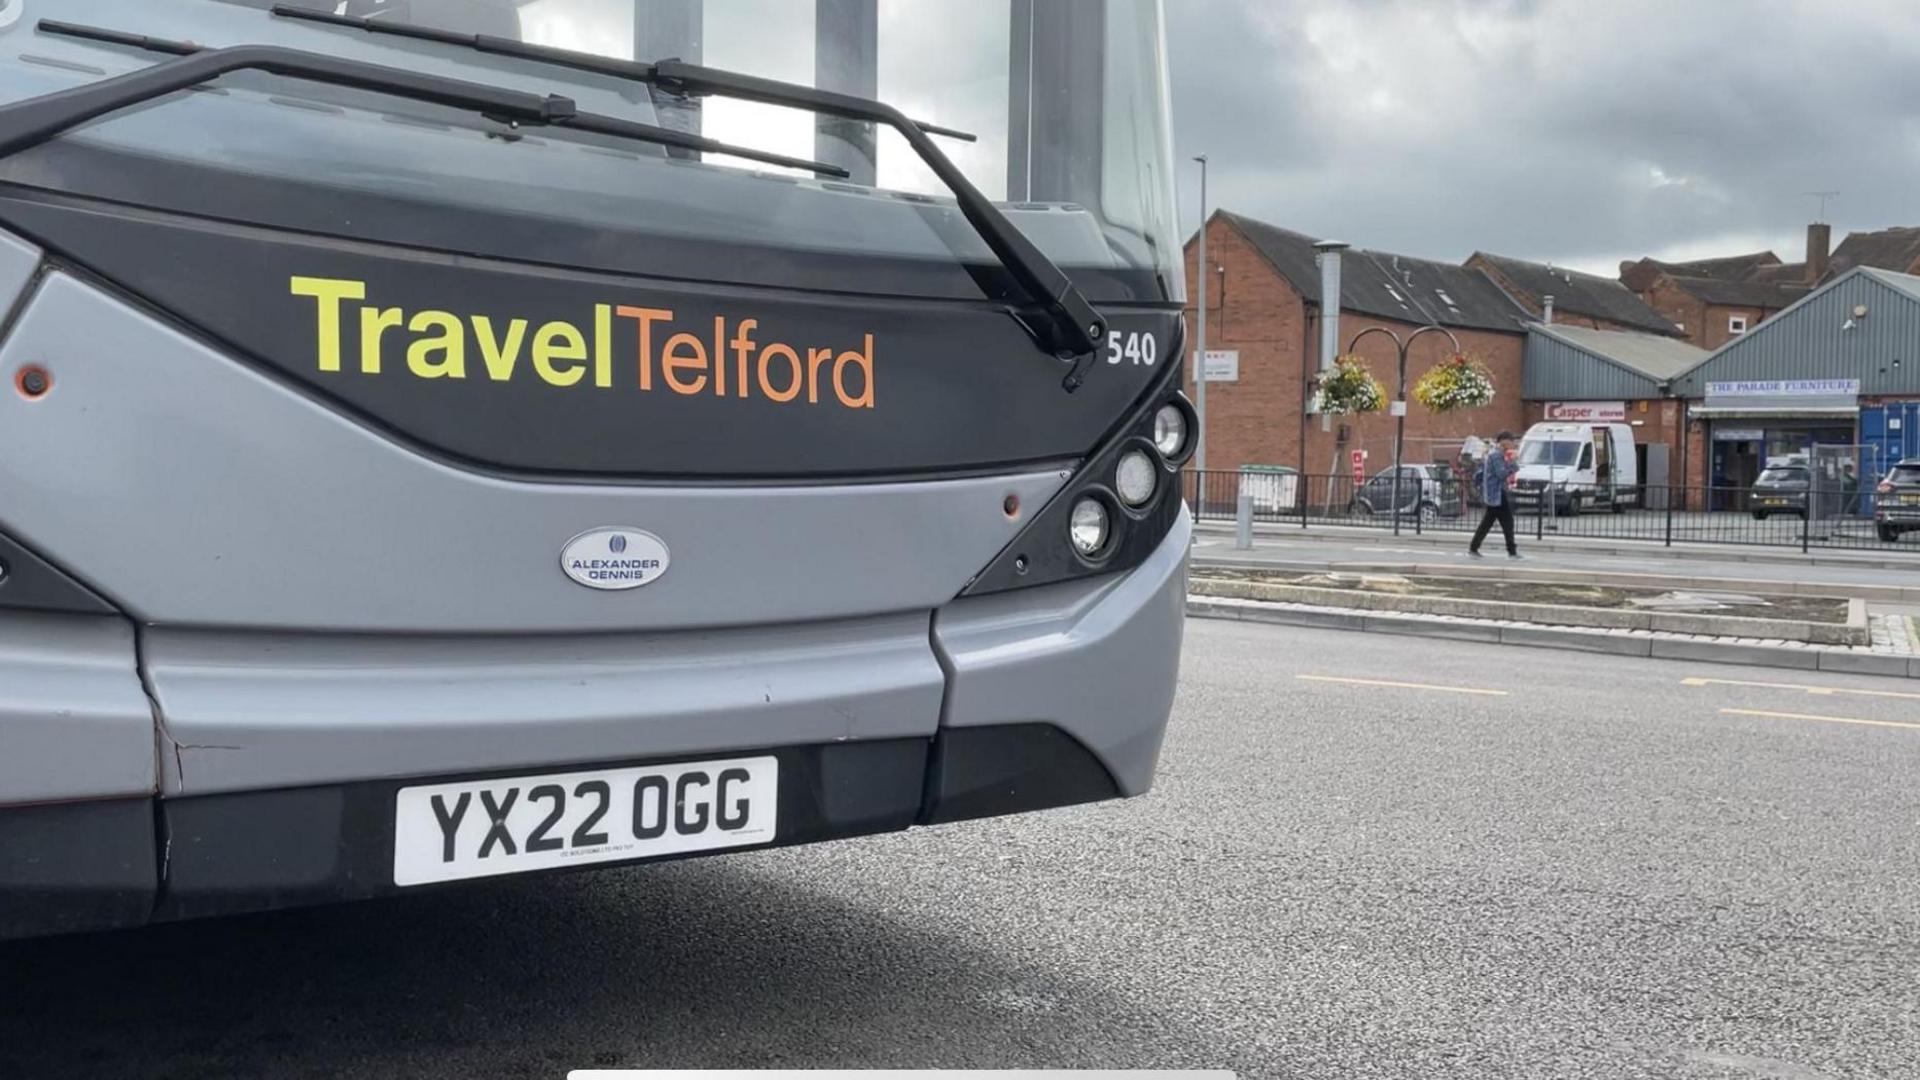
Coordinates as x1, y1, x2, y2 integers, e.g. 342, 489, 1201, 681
1470, 429, 1522, 559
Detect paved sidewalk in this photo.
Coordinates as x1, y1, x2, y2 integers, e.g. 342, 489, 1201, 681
1192, 522, 1920, 595
1187, 595, 1920, 679
1187, 522, 1920, 677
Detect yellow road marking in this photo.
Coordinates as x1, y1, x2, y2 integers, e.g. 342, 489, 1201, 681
1719, 707, 1920, 732
1682, 676, 1920, 701
1296, 674, 1508, 696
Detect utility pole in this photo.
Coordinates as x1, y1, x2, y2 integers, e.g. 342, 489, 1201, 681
1193, 153, 1208, 475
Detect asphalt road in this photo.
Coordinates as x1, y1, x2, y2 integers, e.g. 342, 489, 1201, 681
6, 620, 1920, 1078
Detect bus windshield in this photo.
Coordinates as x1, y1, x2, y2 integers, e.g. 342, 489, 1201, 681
13, 0, 1179, 303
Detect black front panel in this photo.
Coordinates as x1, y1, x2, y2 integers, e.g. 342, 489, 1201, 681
0, 190, 1178, 480
156, 738, 930, 922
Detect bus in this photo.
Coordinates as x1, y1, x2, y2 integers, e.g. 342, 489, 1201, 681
0, 0, 1189, 937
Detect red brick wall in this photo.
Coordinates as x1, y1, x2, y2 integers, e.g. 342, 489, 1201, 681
1636, 277, 1780, 349
1180, 216, 1311, 473
1640, 278, 1709, 347
1180, 217, 1526, 481
1702, 304, 1776, 350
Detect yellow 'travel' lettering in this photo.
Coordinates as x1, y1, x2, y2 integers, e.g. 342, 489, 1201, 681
532, 321, 587, 387
359, 307, 403, 375
289, 276, 366, 372
473, 316, 527, 381
406, 310, 465, 379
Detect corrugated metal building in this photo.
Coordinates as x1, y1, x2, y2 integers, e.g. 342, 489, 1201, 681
1525, 323, 1703, 401
1671, 266, 1920, 486
1523, 323, 1705, 491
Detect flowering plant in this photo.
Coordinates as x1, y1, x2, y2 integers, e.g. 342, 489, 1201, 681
1412, 353, 1496, 412
1313, 355, 1386, 414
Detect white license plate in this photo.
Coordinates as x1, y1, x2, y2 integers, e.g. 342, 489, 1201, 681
392, 755, 777, 886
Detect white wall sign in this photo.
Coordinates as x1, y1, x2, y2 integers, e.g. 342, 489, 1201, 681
1195, 349, 1239, 382
1705, 379, 1860, 397
1712, 427, 1765, 441
1544, 401, 1627, 422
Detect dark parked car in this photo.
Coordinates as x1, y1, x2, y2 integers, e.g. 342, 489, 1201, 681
1873, 459, 1920, 541
1750, 464, 1810, 520
1352, 464, 1465, 523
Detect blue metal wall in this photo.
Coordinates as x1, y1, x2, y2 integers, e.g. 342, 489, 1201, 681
1860, 402, 1920, 478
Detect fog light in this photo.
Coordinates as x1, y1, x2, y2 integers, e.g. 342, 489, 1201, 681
1152, 403, 1187, 458
1116, 449, 1158, 507
1068, 497, 1110, 557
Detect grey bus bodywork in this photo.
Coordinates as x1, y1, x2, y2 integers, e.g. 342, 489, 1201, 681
0, 0, 1188, 938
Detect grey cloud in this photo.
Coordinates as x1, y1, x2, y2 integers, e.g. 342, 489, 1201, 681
1168, 0, 1920, 272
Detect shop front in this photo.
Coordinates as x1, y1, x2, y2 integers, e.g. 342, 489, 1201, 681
1691, 380, 1859, 510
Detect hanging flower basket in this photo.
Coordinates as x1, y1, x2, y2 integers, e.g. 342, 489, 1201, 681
1412, 353, 1496, 412
1314, 355, 1385, 415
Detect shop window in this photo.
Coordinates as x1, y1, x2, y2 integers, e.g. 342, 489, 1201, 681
1728, 315, 1748, 334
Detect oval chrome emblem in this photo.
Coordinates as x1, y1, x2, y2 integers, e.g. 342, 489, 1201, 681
560, 527, 670, 591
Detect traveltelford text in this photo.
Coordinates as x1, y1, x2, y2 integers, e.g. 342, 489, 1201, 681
289, 276, 875, 409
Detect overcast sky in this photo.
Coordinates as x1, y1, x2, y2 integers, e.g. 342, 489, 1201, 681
1165, 0, 1920, 274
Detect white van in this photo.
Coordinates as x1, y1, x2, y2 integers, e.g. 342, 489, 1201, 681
1511, 422, 1639, 515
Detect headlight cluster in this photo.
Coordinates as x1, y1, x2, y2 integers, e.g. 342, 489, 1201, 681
1062, 393, 1195, 565
961, 374, 1195, 598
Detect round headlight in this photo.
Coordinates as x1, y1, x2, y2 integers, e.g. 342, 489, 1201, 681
1068, 497, 1110, 557
1116, 449, 1158, 507
1152, 403, 1188, 459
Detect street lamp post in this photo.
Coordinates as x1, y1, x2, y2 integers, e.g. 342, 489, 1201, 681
1347, 324, 1462, 536
1192, 154, 1208, 480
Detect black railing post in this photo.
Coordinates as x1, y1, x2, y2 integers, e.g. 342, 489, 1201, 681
1664, 484, 1674, 547
1801, 486, 1812, 553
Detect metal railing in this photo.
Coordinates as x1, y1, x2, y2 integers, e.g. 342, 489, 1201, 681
1182, 470, 1911, 554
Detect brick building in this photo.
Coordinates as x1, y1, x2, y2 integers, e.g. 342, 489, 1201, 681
1467, 253, 1678, 336
1182, 210, 1528, 481
1618, 224, 1838, 349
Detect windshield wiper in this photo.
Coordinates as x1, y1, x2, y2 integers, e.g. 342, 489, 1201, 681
25, 20, 848, 177
268, 5, 1103, 387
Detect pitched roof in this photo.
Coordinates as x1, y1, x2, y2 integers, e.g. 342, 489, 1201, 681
1472, 253, 1678, 334
1663, 274, 1807, 309
1218, 210, 1527, 334
1751, 262, 1808, 284
1645, 251, 1782, 282
1827, 227, 1920, 279
1530, 323, 1707, 382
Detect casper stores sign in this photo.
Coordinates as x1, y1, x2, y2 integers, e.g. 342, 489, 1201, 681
1543, 401, 1626, 421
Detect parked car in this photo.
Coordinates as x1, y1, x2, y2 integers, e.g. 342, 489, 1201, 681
1352, 464, 1464, 523
1750, 463, 1810, 520
1873, 459, 1920, 541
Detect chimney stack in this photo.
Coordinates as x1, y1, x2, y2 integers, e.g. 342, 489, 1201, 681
1806, 222, 1831, 283
1313, 240, 1349, 371
1542, 294, 1555, 325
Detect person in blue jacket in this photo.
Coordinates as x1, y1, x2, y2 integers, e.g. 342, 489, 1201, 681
1470, 430, 1522, 559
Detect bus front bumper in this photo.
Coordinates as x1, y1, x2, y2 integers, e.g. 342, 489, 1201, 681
0, 512, 1189, 939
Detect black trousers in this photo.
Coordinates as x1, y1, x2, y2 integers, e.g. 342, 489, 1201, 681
1470, 500, 1517, 554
